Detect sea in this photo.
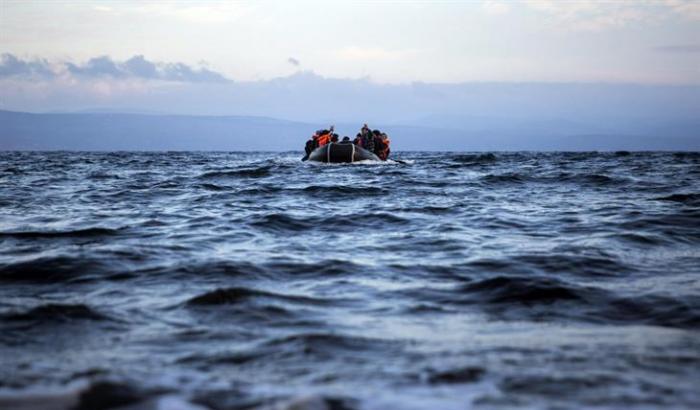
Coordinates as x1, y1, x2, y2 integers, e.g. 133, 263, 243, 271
0, 151, 699, 410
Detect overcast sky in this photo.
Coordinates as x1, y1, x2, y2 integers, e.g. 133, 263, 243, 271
2, 0, 699, 84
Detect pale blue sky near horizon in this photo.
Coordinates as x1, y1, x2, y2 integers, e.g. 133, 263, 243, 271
1, 0, 699, 134
1, 0, 699, 85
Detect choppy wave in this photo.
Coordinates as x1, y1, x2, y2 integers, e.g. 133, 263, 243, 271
1, 151, 699, 409
300, 185, 388, 196
458, 275, 591, 304
0, 227, 121, 239
185, 287, 330, 307
654, 193, 700, 205
427, 366, 486, 384
199, 165, 273, 179
0, 256, 109, 283
248, 212, 409, 233
2, 303, 109, 323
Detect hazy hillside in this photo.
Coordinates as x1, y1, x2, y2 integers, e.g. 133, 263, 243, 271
1, 110, 698, 151
0, 111, 311, 151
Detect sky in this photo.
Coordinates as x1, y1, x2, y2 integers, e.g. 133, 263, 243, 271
1, 1, 699, 149
1, 0, 699, 85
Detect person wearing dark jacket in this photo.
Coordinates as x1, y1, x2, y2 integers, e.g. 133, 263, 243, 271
353, 133, 362, 146
304, 134, 318, 156
360, 124, 374, 152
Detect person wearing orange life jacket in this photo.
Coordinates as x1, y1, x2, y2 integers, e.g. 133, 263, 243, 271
374, 133, 391, 160
315, 125, 334, 147
302, 126, 333, 161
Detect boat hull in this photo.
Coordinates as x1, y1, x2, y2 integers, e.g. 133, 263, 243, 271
306, 143, 381, 163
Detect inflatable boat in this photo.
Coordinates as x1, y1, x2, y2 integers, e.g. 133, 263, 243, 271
304, 143, 381, 163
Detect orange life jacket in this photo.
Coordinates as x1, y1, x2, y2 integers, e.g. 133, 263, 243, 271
377, 137, 390, 160
317, 133, 331, 147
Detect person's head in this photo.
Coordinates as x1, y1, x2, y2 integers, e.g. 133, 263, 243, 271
342, 136, 350, 142
356, 133, 361, 138
381, 133, 388, 140
331, 134, 339, 142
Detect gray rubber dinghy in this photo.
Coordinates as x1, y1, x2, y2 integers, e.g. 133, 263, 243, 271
306, 143, 381, 163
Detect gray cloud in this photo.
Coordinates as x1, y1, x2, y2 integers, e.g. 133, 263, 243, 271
68, 55, 229, 83
654, 44, 700, 53
66, 56, 125, 78
159, 61, 228, 83
287, 57, 300, 66
124, 55, 158, 79
0, 53, 230, 83
0, 53, 55, 78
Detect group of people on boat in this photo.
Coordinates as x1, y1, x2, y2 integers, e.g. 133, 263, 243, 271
304, 124, 391, 161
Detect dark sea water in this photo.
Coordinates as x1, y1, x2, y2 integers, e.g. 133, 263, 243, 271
1, 151, 699, 410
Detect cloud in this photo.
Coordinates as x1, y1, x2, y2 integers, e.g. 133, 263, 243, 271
92, 5, 113, 13
522, 0, 652, 31
128, 3, 253, 24
654, 44, 700, 53
287, 57, 300, 67
333, 47, 419, 62
520, 0, 700, 31
0, 54, 230, 83
662, 0, 700, 21
0, 53, 55, 78
124, 55, 159, 79
67, 56, 125, 78
159, 62, 228, 83
482, 1, 510, 15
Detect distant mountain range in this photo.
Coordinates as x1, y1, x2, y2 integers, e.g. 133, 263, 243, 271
3, 71, 699, 150
1, 109, 698, 151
